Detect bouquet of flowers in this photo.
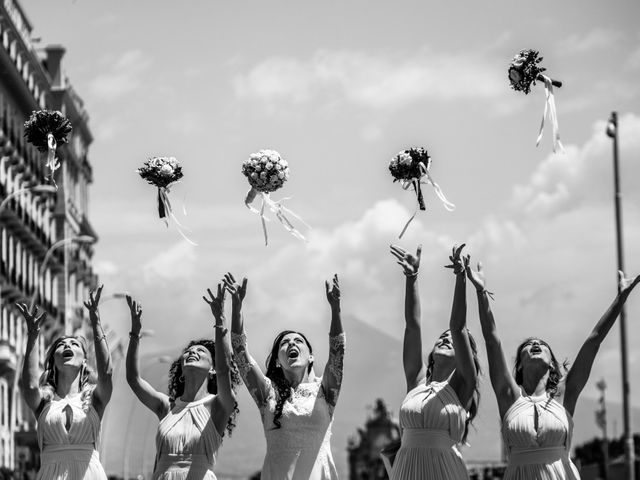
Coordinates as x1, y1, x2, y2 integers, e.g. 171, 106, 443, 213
508, 49, 564, 152
389, 147, 455, 238
242, 149, 308, 245
137, 156, 196, 244
23, 110, 72, 186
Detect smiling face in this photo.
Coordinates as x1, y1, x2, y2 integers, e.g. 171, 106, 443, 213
181, 343, 214, 374
431, 330, 455, 359
52, 337, 86, 371
277, 332, 313, 372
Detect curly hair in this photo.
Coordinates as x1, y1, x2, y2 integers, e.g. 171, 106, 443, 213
426, 330, 481, 443
167, 339, 241, 436
265, 330, 314, 430
514, 337, 569, 398
40, 336, 95, 412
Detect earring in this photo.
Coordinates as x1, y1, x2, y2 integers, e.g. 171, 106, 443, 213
179, 375, 185, 382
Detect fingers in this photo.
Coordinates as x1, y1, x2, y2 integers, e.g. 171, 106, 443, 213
94, 284, 103, 304
416, 244, 422, 261
240, 277, 248, 294
325, 280, 330, 295
477, 261, 483, 273
36, 312, 47, 324
126, 295, 133, 308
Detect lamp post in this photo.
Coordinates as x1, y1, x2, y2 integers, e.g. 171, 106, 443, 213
0, 184, 57, 213
606, 111, 634, 480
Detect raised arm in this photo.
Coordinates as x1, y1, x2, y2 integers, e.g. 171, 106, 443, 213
84, 286, 113, 417
223, 273, 271, 408
445, 245, 478, 409
390, 244, 426, 392
466, 261, 519, 418
125, 295, 170, 419
203, 283, 236, 435
563, 271, 640, 415
16, 303, 46, 414
322, 274, 345, 409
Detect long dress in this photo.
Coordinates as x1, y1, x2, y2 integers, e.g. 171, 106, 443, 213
390, 380, 469, 480
232, 332, 345, 480
37, 393, 107, 480
152, 394, 222, 480
502, 392, 580, 480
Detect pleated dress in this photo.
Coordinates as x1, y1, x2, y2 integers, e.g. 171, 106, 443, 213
502, 392, 580, 480
391, 380, 469, 480
152, 394, 222, 480
37, 393, 107, 480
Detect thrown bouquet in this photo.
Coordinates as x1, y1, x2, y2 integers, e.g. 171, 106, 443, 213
389, 147, 455, 238
137, 156, 196, 245
23, 110, 72, 186
242, 149, 308, 245
508, 49, 563, 152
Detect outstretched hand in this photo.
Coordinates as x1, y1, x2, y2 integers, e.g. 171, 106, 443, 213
222, 273, 247, 307
445, 244, 467, 276
126, 295, 143, 334
390, 244, 421, 276
15, 303, 47, 333
619, 271, 640, 297
203, 283, 226, 323
466, 258, 486, 292
325, 274, 341, 309
84, 285, 103, 315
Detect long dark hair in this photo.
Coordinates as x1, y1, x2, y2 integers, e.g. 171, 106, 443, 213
40, 336, 95, 411
514, 337, 568, 398
265, 330, 314, 429
426, 330, 481, 443
167, 339, 241, 436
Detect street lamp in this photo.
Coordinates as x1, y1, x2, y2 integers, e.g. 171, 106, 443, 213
0, 184, 57, 213
606, 111, 634, 480
28, 234, 96, 311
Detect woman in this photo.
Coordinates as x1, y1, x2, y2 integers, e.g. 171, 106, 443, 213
224, 272, 345, 480
466, 259, 640, 479
17, 286, 112, 480
388, 244, 480, 480
125, 283, 237, 480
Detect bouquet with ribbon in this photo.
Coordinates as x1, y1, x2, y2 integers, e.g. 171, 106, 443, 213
23, 110, 72, 187
389, 147, 455, 238
242, 149, 308, 245
508, 49, 564, 152
137, 156, 196, 245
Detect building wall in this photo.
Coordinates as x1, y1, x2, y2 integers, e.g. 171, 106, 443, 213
0, 0, 96, 471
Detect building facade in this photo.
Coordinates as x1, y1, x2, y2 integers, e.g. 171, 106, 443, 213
0, 0, 97, 472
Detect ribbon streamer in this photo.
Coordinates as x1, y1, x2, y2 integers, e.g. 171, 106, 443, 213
536, 74, 564, 153
46, 134, 60, 188
245, 187, 309, 246
157, 187, 198, 246
398, 162, 455, 239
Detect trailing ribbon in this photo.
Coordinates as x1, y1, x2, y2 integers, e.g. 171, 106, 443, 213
46, 134, 60, 188
536, 74, 564, 153
245, 187, 309, 246
398, 162, 455, 239
157, 187, 197, 246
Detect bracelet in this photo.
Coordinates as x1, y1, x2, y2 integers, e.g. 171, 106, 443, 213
404, 271, 419, 278
96, 333, 108, 342
477, 289, 495, 300
214, 325, 229, 335
129, 331, 142, 340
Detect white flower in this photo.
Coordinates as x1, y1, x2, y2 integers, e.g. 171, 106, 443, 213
255, 164, 262, 172
260, 171, 267, 178
261, 155, 269, 163
251, 172, 258, 179
277, 171, 284, 179
398, 152, 412, 166
266, 162, 273, 170
160, 164, 174, 176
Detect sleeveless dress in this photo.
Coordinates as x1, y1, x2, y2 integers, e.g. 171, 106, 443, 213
152, 394, 222, 480
37, 393, 107, 480
232, 332, 345, 480
391, 380, 469, 480
502, 392, 580, 480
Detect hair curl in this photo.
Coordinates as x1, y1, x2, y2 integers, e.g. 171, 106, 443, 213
265, 330, 314, 430
167, 339, 241, 436
426, 330, 481, 443
40, 336, 95, 412
514, 337, 569, 398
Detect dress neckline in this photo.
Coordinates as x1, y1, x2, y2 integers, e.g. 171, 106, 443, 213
176, 393, 215, 407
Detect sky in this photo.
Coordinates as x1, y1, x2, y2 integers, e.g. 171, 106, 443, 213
19, 0, 640, 477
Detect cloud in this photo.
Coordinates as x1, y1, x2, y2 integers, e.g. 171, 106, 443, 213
625, 43, 640, 70
88, 50, 151, 101
141, 242, 198, 283
557, 29, 621, 55
233, 48, 504, 110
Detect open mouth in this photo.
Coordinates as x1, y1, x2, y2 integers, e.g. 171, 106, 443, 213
185, 354, 199, 362
62, 350, 74, 359
530, 345, 542, 354
287, 348, 299, 360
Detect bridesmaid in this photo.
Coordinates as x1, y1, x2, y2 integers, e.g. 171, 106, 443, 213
224, 272, 345, 480
125, 283, 237, 480
466, 259, 640, 479
17, 286, 111, 480
388, 244, 480, 480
